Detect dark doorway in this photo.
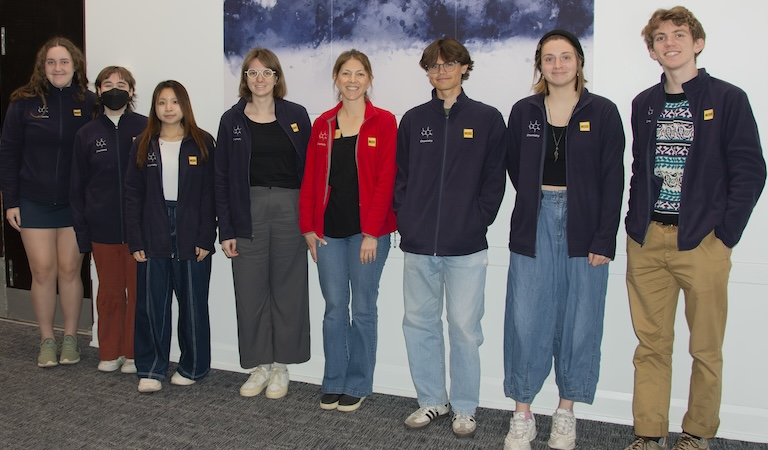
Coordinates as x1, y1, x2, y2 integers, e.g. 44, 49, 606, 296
1, 0, 92, 326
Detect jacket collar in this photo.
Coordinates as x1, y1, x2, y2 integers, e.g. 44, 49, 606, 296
528, 88, 592, 113
658, 68, 709, 96
327, 99, 378, 122
429, 88, 469, 113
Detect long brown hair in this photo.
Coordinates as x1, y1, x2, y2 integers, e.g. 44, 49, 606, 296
10, 36, 89, 105
136, 80, 212, 168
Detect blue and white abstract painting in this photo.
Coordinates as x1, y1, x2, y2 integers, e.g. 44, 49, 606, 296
223, 0, 594, 117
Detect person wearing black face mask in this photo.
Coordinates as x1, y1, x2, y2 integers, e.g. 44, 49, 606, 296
70, 66, 148, 375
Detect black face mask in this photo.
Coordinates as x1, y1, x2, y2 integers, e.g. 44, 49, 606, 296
100, 88, 130, 111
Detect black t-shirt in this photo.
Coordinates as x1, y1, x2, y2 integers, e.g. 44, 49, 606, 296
542, 124, 567, 186
323, 130, 361, 238
247, 119, 299, 188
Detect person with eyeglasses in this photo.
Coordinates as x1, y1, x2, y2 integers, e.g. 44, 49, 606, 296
299, 49, 397, 412
394, 38, 506, 438
501, 30, 625, 450
215, 48, 312, 399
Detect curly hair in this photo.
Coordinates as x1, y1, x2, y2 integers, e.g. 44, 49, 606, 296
10, 36, 89, 105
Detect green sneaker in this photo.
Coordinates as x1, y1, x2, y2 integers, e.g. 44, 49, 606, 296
58, 335, 80, 365
38, 338, 58, 367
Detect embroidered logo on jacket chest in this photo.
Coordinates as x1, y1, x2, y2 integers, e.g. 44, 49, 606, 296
95, 138, 108, 153
419, 127, 433, 144
526, 120, 541, 138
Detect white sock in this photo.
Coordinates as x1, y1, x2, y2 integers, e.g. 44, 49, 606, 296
272, 362, 287, 370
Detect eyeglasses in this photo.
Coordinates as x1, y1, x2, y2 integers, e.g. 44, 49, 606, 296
244, 68, 275, 79
426, 61, 460, 74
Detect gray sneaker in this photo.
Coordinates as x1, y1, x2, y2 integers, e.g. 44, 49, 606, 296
625, 436, 668, 450
672, 433, 709, 450
58, 335, 80, 364
37, 338, 58, 367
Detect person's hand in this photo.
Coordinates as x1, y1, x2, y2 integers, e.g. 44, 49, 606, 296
304, 232, 327, 263
588, 252, 611, 267
360, 235, 378, 264
196, 247, 210, 262
221, 239, 238, 258
133, 250, 147, 262
5, 207, 21, 232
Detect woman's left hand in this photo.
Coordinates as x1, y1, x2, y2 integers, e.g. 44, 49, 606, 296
360, 235, 378, 264
588, 252, 611, 267
196, 247, 210, 262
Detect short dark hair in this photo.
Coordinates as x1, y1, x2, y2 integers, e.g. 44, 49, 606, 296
419, 38, 473, 81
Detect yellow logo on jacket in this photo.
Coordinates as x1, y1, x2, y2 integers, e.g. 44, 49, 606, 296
73, 109, 82, 117
580, 121, 590, 132
291, 123, 299, 132
368, 137, 377, 147
188, 156, 198, 166
704, 109, 714, 121
463, 129, 474, 138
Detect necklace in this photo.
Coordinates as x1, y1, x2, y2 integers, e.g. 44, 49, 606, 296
551, 125, 566, 162
545, 99, 576, 162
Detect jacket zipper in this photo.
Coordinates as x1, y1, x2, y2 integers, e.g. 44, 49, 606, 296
433, 113, 449, 255
115, 119, 125, 242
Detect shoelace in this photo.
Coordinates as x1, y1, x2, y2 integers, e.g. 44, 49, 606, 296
552, 412, 575, 435
509, 414, 531, 439
673, 435, 703, 450
626, 437, 658, 450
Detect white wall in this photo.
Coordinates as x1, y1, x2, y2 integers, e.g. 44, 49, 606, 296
85, 0, 768, 442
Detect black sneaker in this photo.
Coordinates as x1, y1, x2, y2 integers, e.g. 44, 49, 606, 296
337, 394, 364, 412
320, 393, 341, 410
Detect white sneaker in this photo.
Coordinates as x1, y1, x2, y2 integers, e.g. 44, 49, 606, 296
138, 378, 162, 393
240, 366, 271, 397
503, 412, 537, 450
451, 414, 477, 437
98, 356, 126, 372
265, 367, 289, 399
121, 359, 137, 374
548, 409, 576, 450
170, 372, 196, 386
404, 404, 450, 429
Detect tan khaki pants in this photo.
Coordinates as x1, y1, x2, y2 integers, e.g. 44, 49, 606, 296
626, 223, 731, 439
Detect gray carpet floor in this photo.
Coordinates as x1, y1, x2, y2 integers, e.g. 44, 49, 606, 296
0, 319, 765, 450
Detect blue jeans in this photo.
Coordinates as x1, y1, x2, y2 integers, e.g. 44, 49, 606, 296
402, 250, 487, 416
316, 233, 390, 397
503, 190, 608, 404
134, 202, 212, 381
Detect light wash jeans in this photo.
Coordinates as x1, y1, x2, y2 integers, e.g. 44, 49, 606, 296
503, 190, 608, 404
316, 233, 390, 398
402, 250, 488, 416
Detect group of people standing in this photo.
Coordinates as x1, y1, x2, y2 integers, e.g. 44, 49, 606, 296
0, 5, 764, 450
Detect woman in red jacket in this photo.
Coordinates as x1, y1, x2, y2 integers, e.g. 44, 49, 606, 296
299, 49, 397, 412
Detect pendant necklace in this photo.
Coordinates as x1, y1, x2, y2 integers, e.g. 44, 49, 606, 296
551, 125, 566, 162
545, 99, 576, 162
